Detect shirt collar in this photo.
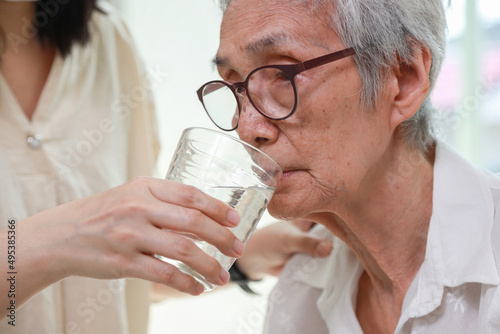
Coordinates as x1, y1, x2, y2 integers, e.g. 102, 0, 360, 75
432, 142, 499, 286
401, 141, 500, 321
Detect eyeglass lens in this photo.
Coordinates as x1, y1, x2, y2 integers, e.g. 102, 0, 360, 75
201, 83, 239, 130
247, 68, 295, 118
201, 67, 296, 130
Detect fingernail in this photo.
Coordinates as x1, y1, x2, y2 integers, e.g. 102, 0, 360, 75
315, 240, 333, 257
227, 210, 241, 226
233, 239, 245, 256
220, 269, 230, 284
195, 284, 205, 295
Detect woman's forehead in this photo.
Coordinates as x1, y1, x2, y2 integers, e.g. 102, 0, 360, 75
221, 0, 317, 43
219, 1, 337, 60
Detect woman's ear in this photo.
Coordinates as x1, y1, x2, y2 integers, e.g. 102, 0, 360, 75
389, 44, 432, 130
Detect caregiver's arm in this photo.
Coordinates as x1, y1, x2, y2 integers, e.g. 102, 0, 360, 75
0, 177, 242, 320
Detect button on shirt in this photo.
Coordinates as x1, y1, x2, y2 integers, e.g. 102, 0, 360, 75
0, 2, 159, 333
264, 143, 500, 334
26, 134, 42, 149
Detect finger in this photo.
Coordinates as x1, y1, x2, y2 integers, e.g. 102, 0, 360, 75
126, 254, 206, 296
147, 179, 241, 227
313, 239, 333, 257
147, 201, 245, 258
137, 227, 231, 286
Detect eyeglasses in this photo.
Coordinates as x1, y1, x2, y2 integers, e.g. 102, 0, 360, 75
197, 47, 356, 131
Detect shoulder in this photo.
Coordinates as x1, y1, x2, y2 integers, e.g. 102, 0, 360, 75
85, 0, 143, 66
436, 141, 500, 266
78, 1, 149, 89
476, 156, 500, 332
91, 1, 135, 44
434, 142, 500, 203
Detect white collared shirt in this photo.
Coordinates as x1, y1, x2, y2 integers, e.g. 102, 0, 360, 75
264, 143, 500, 334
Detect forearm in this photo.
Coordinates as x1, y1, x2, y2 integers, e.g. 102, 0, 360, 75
0, 213, 67, 320
1, 176, 245, 320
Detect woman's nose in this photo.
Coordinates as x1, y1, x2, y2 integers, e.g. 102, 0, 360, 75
236, 97, 279, 148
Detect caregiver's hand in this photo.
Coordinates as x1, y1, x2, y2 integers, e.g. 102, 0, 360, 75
0, 177, 242, 320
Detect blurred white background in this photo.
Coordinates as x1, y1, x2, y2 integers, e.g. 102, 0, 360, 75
111, 0, 500, 333
117, 0, 227, 177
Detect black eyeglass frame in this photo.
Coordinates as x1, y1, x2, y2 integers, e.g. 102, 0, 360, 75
197, 47, 356, 131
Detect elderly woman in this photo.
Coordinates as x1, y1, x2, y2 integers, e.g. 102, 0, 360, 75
196, 0, 500, 333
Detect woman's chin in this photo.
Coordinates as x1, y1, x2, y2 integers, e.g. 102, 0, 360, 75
266, 194, 307, 221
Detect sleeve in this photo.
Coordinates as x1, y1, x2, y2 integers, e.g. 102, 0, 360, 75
96, 0, 161, 179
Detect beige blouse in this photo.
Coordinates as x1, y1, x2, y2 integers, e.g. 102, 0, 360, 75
0, 1, 159, 333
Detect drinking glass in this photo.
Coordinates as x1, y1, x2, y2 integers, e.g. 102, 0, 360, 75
157, 127, 282, 291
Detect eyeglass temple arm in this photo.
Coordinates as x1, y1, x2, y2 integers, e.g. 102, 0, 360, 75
302, 47, 356, 71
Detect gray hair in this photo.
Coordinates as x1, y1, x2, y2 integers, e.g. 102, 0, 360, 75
218, 0, 447, 153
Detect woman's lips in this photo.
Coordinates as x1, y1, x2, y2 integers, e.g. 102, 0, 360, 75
281, 169, 302, 180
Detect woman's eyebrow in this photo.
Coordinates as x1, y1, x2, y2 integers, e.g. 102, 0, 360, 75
244, 32, 290, 54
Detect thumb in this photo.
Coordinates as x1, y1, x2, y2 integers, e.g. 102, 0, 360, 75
313, 239, 333, 257
290, 233, 333, 258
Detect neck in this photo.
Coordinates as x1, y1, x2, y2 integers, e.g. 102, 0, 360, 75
309, 139, 434, 299
0, 2, 56, 120
0, 1, 38, 52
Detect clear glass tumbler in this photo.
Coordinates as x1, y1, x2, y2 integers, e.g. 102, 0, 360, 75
157, 127, 282, 291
